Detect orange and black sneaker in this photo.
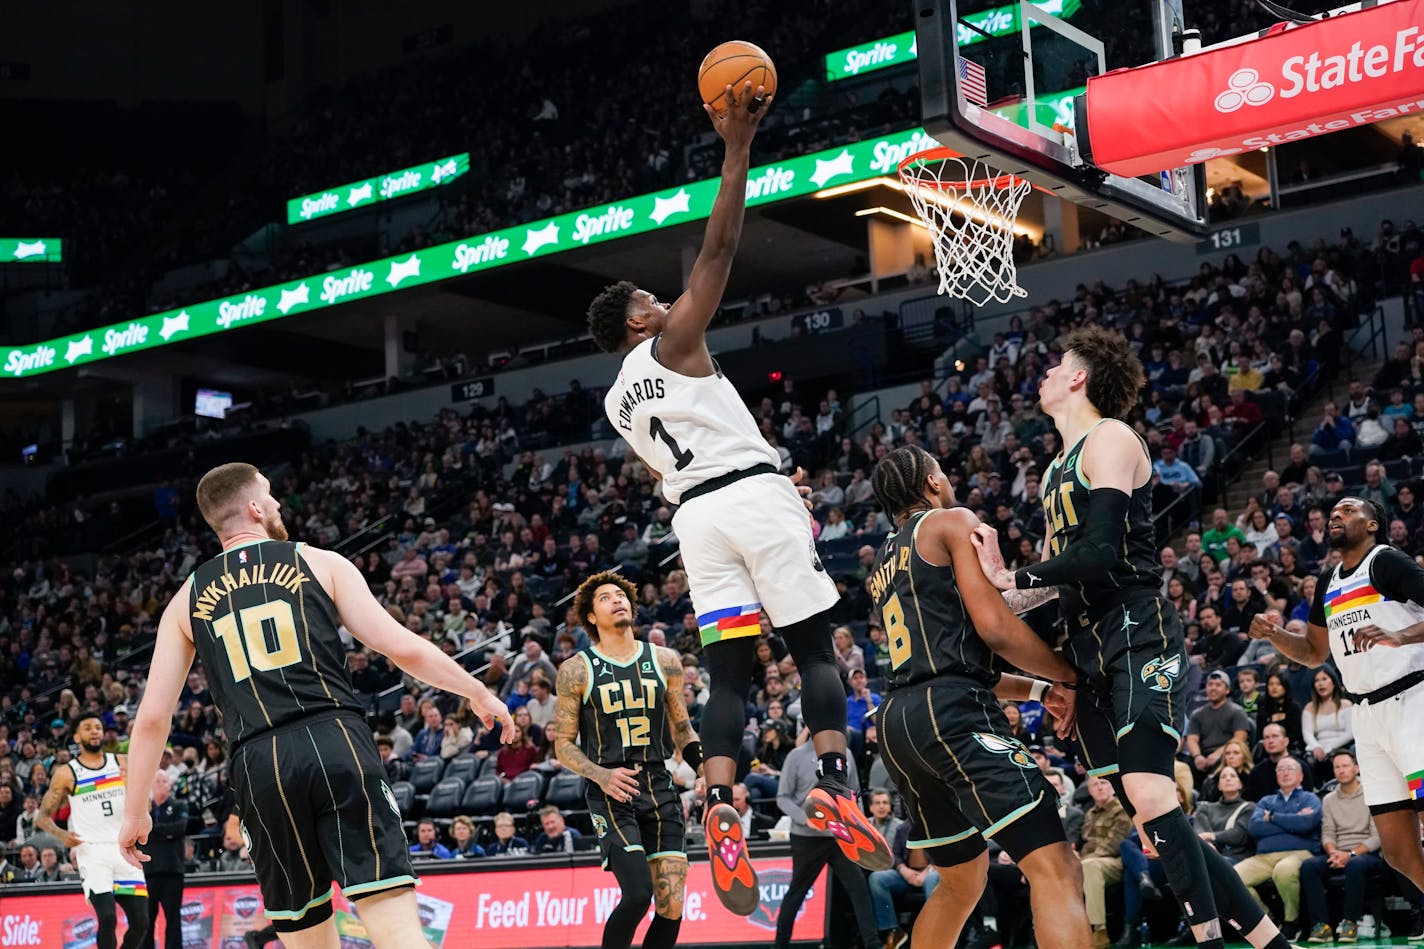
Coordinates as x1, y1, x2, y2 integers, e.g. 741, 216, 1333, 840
804, 781, 893, 871
705, 802, 758, 916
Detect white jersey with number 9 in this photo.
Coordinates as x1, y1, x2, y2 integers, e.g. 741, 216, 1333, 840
604, 337, 779, 504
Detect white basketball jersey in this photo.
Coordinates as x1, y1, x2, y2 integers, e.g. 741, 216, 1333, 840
66, 753, 127, 845
1322, 544, 1424, 694
604, 337, 778, 504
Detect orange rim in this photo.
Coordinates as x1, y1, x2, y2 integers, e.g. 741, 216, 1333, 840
897, 145, 1038, 193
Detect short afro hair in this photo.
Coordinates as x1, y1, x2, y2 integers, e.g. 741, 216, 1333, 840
1063, 325, 1146, 419
572, 570, 638, 629
587, 281, 638, 353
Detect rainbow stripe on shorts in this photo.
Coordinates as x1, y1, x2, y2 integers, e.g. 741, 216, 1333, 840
698, 603, 762, 645
1408, 769, 1424, 800
114, 880, 148, 898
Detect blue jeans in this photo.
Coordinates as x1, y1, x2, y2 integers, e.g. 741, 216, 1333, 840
1120, 838, 1169, 924
744, 772, 779, 800
868, 868, 941, 931
1300, 852, 1385, 926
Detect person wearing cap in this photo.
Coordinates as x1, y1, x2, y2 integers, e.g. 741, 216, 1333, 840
1186, 673, 1252, 780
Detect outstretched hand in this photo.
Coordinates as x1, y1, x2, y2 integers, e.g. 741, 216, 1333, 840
704, 82, 772, 148
970, 525, 1015, 590
471, 691, 517, 743
118, 813, 151, 871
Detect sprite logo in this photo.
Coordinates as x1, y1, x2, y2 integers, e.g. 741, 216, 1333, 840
380, 168, 424, 199
102, 322, 149, 356
573, 205, 635, 245
320, 267, 375, 304
453, 235, 511, 273
870, 129, 938, 174
745, 165, 796, 200
298, 192, 340, 220
217, 294, 267, 329
4, 344, 56, 377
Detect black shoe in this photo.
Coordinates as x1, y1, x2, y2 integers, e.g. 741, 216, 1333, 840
1409, 909, 1424, 941
1137, 871, 1162, 902
1280, 920, 1302, 942
1166, 926, 1195, 947
1115, 925, 1142, 948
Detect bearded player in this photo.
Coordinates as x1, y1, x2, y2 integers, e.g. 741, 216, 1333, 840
37, 714, 150, 949
116, 462, 514, 949
1251, 497, 1424, 913
974, 327, 1292, 949
552, 571, 700, 949
587, 82, 890, 914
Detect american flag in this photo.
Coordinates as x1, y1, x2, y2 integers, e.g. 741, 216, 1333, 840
959, 57, 988, 107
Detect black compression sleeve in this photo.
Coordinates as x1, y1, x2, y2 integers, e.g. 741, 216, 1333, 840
1013, 488, 1131, 589
1370, 545, 1424, 606
1309, 565, 1330, 627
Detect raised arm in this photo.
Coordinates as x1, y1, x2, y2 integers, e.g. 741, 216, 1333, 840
313, 547, 514, 736
551, 656, 640, 803
36, 762, 78, 850
657, 83, 771, 375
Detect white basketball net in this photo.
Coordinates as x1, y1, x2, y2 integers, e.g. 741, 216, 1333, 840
899, 151, 1033, 307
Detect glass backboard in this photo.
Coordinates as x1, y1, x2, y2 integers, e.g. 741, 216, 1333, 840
916, 0, 1209, 241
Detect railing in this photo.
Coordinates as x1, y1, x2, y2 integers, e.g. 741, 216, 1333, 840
847, 394, 881, 442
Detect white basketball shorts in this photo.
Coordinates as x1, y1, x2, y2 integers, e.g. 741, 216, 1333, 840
1353, 684, 1424, 809
74, 842, 148, 898
672, 472, 839, 645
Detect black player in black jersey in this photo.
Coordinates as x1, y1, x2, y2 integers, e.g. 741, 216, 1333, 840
868, 446, 1090, 949
553, 571, 702, 949
973, 327, 1291, 949
118, 462, 515, 949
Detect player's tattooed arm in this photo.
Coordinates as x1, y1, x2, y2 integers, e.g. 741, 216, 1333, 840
552, 657, 611, 786
553, 657, 643, 802
1001, 586, 1059, 614
36, 766, 81, 849
658, 646, 699, 751
651, 854, 689, 919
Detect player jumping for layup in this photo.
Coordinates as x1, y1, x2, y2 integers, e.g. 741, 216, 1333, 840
1250, 498, 1424, 926
37, 714, 149, 949
552, 571, 701, 949
869, 445, 1091, 949
117, 463, 514, 949
973, 327, 1290, 949
588, 81, 890, 915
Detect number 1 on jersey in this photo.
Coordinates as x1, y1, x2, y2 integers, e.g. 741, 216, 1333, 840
649, 416, 695, 470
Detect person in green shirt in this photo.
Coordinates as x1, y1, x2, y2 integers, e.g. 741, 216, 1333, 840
1202, 508, 1248, 562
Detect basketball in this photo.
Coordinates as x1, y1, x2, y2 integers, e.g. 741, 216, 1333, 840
698, 40, 777, 117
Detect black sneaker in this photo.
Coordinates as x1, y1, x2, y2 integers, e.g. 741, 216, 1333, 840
1137, 871, 1162, 902
1408, 910, 1424, 942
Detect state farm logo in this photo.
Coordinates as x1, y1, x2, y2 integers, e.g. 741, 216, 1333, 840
1215, 68, 1274, 112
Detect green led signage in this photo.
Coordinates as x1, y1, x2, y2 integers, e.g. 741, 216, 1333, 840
824, 0, 1083, 81
2, 128, 939, 379
287, 153, 471, 224
0, 238, 62, 263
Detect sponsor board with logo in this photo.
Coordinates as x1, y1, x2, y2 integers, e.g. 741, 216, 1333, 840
1081, 2, 1424, 177
0, 238, 63, 263
287, 153, 471, 224
1, 129, 932, 379
6, 855, 825, 947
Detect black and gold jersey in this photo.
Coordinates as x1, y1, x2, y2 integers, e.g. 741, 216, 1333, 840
1041, 419, 1160, 623
188, 540, 363, 750
575, 641, 673, 764
869, 511, 1000, 691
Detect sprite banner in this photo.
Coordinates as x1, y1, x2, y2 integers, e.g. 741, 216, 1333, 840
287, 153, 471, 224
824, 0, 1084, 80
0, 238, 62, 263
2, 128, 938, 379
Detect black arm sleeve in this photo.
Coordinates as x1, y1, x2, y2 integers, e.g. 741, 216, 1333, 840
1013, 488, 1130, 589
1369, 545, 1424, 606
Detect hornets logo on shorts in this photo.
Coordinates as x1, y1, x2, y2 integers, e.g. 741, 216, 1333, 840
971, 733, 1036, 769
380, 781, 401, 817
1140, 653, 1183, 692
592, 813, 609, 838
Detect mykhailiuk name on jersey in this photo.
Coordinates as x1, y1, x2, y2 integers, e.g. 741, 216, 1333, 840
191, 561, 311, 622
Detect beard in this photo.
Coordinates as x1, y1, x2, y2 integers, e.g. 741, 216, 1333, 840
1327, 527, 1348, 548
79, 738, 104, 754
264, 511, 289, 541
610, 615, 633, 630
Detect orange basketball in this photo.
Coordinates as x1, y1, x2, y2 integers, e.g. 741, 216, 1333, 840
698, 40, 777, 117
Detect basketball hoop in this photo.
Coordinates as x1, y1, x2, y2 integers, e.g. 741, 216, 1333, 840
898, 147, 1033, 307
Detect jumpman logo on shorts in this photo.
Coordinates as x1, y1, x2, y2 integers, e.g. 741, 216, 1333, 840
1152, 830, 1167, 847
1121, 609, 1139, 635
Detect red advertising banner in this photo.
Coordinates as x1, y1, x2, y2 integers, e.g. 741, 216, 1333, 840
0, 856, 826, 948
1082, 0, 1424, 177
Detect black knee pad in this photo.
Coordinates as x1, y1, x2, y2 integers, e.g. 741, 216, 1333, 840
779, 611, 846, 734
702, 638, 759, 760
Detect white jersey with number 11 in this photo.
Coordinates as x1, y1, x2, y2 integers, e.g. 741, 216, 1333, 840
604, 337, 778, 504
